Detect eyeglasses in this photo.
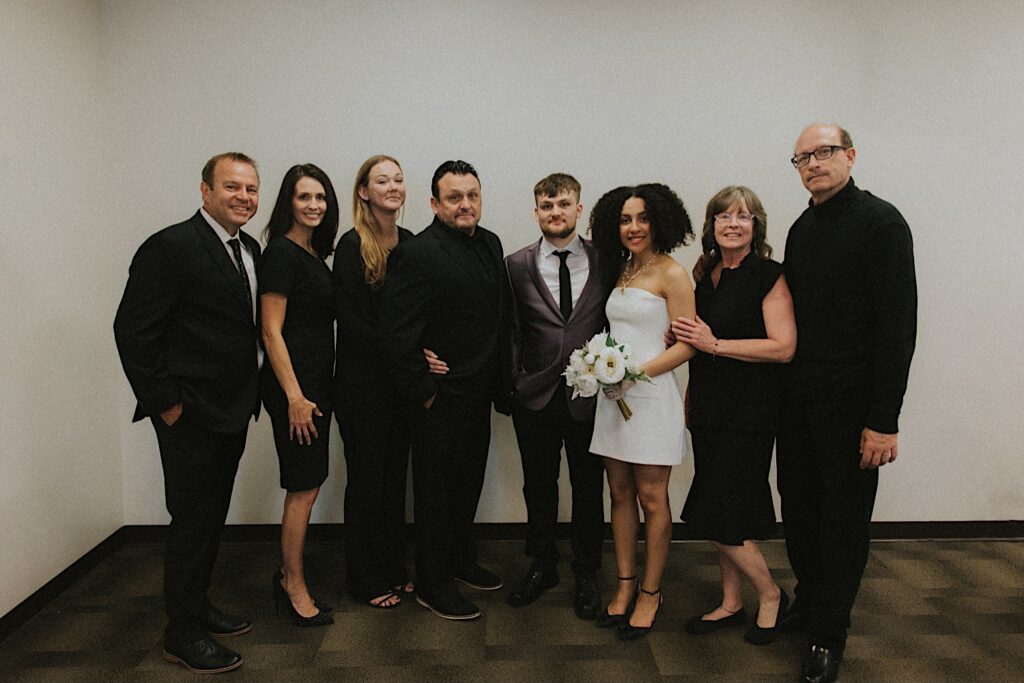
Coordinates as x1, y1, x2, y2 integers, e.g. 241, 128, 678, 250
790, 145, 848, 168
714, 212, 755, 224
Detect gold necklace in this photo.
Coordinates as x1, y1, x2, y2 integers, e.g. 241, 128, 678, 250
619, 255, 657, 291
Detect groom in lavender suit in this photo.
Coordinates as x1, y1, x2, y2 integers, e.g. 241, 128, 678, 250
504, 173, 616, 618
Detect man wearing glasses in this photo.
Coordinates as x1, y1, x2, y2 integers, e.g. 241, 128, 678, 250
778, 124, 917, 683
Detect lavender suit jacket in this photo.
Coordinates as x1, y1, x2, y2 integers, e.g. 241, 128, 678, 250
506, 237, 615, 422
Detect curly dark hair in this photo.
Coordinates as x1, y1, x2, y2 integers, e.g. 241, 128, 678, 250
263, 163, 339, 259
589, 183, 693, 264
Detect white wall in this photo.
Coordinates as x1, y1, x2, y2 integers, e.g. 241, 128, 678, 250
108, 0, 1024, 525
0, 0, 125, 617
3, 4, 1021, 617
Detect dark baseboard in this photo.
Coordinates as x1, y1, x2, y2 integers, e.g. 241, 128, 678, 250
3, 520, 1021, 643
116, 519, 1024, 543
0, 527, 128, 644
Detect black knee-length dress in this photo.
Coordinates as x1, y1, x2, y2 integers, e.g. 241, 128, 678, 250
681, 254, 783, 545
259, 237, 335, 492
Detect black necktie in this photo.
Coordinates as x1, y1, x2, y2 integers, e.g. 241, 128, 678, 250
555, 250, 572, 320
228, 238, 254, 317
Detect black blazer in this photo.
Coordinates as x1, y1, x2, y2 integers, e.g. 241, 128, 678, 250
114, 211, 262, 433
380, 218, 511, 413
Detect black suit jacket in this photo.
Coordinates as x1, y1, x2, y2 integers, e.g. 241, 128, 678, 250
114, 211, 262, 433
381, 218, 512, 414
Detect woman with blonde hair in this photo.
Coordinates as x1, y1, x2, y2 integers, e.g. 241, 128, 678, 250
332, 155, 415, 608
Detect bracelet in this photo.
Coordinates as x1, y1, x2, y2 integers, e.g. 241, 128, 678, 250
712, 339, 719, 359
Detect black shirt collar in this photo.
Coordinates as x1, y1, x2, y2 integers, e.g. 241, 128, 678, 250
809, 177, 858, 217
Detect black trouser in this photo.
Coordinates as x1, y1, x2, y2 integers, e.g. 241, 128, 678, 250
511, 392, 604, 574
410, 383, 492, 595
776, 390, 878, 653
152, 416, 246, 645
335, 389, 411, 601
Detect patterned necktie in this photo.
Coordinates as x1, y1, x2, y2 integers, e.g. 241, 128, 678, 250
555, 250, 572, 320
228, 238, 254, 317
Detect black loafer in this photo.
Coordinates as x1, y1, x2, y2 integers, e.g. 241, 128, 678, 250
163, 637, 242, 674
453, 563, 503, 591
802, 644, 842, 683
204, 606, 252, 637
416, 587, 481, 620
685, 607, 747, 635
744, 590, 789, 646
507, 562, 559, 607
573, 572, 601, 620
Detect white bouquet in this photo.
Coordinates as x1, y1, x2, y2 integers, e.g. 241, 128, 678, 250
563, 331, 650, 420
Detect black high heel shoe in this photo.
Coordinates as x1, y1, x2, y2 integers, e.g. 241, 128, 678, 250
744, 589, 789, 645
272, 571, 334, 627
273, 569, 332, 613
617, 586, 662, 641
596, 575, 638, 628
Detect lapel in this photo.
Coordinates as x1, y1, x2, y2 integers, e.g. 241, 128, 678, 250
191, 212, 255, 317
525, 239, 563, 323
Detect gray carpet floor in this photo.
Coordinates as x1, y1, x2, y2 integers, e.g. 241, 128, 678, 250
2, 538, 1023, 682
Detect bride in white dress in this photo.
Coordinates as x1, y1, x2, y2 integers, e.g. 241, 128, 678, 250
588, 184, 696, 640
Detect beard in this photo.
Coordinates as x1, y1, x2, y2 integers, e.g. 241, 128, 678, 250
541, 222, 576, 240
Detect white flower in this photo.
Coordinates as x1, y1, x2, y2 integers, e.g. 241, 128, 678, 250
574, 374, 600, 398
585, 332, 609, 356
594, 346, 627, 385
569, 352, 589, 374
584, 352, 596, 365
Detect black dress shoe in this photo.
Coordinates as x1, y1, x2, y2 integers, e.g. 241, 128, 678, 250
506, 562, 559, 607
744, 590, 789, 646
416, 586, 481, 620
163, 637, 242, 674
573, 572, 601, 620
802, 644, 842, 683
685, 607, 747, 635
453, 563, 503, 591
204, 606, 251, 637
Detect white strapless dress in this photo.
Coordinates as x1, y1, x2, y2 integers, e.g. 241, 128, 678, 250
589, 287, 686, 466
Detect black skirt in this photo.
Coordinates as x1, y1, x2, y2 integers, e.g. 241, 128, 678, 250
263, 385, 330, 492
681, 428, 777, 546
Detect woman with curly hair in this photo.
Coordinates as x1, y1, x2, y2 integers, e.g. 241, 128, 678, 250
260, 163, 339, 627
672, 186, 796, 645
332, 155, 415, 608
588, 183, 696, 640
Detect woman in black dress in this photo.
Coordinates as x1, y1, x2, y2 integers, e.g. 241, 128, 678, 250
672, 186, 797, 645
260, 164, 339, 626
333, 155, 414, 608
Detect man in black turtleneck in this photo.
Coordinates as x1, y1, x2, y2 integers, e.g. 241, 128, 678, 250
382, 160, 511, 621
779, 124, 917, 683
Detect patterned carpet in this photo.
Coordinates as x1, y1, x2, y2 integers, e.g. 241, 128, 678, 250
1, 538, 1023, 682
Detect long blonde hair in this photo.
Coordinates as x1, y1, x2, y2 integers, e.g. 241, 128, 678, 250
352, 154, 402, 288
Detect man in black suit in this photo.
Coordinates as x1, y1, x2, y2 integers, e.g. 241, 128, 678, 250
114, 152, 262, 674
504, 173, 613, 618
382, 160, 511, 620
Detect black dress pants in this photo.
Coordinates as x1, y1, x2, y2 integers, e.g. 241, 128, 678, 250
335, 387, 411, 601
511, 392, 604, 573
152, 415, 246, 644
776, 390, 878, 653
410, 383, 492, 595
